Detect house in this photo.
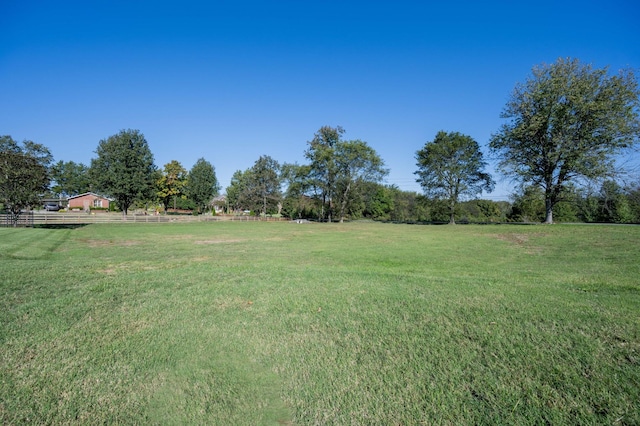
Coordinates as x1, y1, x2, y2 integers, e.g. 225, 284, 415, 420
211, 195, 227, 214
67, 192, 111, 211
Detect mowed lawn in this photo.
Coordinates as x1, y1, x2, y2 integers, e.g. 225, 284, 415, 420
1, 221, 638, 424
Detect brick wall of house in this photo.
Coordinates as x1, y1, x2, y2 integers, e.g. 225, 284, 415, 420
68, 194, 110, 210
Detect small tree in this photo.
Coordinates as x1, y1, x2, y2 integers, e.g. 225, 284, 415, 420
186, 158, 220, 214
90, 129, 157, 215
415, 131, 494, 224
0, 136, 53, 226
490, 58, 640, 223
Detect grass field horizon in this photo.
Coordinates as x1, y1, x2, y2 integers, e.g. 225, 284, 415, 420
1, 221, 638, 424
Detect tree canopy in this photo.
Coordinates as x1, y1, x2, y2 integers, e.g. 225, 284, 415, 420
157, 160, 188, 212
0, 135, 53, 225
490, 57, 640, 223
50, 160, 91, 197
304, 126, 345, 222
415, 131, 494, 224
303, 126, 387, 222
90, 129, 157, 215
186, 158, 220, 214
334, 139, 388, 222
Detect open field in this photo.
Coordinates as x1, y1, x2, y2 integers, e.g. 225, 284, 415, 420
1, 222, 638, 424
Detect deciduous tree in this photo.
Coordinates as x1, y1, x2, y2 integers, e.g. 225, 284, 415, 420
0, 136, 52, 226
334, 139, 388, 222
50, 160, 90, 197
490, 57, 640, 223
247, 155, 282, 218
157, 160, 187, 212
304, 126, 344, 222
415, 131, 494, 224
90, 129, 157, 215
186, 158, 219, 214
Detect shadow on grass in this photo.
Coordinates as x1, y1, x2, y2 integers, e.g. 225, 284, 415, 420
34, 224, 89, 230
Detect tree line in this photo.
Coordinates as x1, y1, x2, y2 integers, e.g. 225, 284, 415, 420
2, 57, 639, 225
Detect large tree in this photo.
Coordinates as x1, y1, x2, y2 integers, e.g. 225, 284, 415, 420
0, 136, 53, 226
50, 160, 91, 197
281, 162, 314, 219
225, 156, 282, 217
304, 125, 344, 222
226, 169, 251, 213
334, 139, 388, 222
415, 131, 494, 224
490, 57, 640, 223
246, 155, 282, 218
90, 129, 157, 215
156, 160, 187, 212
186, 158, 219, 214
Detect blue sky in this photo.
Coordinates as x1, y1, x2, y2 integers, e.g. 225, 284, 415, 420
2, 1, 639, 199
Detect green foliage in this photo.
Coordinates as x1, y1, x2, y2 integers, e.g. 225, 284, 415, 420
304, 126, 387, 222
186, 158, 219, 214
280, 163, 315, 219
625, 181, 640, 222
241, 155, 282, 217
50, 160, 90, 197
458, 199, 510, 223
156, 160, 188, 212
304, 126, 345, 221
0, 135, 52, 226
89, 129, 157, 215
490, 57, 640, 223
578, 180, 636, 223
226, 169, 251, 212
416, 131, 494, 224
333, 139, 388, 222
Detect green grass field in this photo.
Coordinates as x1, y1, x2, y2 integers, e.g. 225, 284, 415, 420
1, 222, 638, 424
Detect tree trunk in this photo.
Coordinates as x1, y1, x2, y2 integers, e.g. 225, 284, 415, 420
449, 198, 456, 225
544, 199, 554, 224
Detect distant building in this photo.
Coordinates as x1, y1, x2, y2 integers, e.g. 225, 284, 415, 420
67, 192, 111, 211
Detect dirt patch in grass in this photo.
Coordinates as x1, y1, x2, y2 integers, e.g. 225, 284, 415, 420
79, 239, 140, 248
494, 233, 531, 245
194, 239, 244, 245
489, 233, 545, 254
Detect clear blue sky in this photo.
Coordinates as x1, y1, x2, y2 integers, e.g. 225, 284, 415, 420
2, 1, 639, 200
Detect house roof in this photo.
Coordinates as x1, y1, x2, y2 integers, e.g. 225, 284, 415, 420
67, 192, 112, 201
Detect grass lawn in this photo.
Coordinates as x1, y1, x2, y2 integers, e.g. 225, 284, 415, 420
1, 221, 638, 424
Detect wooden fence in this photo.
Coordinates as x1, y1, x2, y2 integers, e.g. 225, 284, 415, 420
0, 213, 288, 227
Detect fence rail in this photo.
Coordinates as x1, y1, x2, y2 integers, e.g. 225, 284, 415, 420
0, 213, 288, 227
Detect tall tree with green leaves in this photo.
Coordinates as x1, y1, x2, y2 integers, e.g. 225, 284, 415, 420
90, 129, 157, 215
415, 131, 494, 224
50, 160, 91, 197
247, 155, 282, 218
225, 156, 282, 217
226, 169, 251, 212
186, 158, 219, 214
304, 125, 344, 222
157, 160, 188, 212
0, 135, 53, 226
490, 57, 640, 223
281, 162, 314, 219
334, 139, 388, 222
